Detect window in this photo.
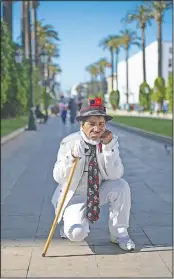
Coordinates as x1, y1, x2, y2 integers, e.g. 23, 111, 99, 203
168, 59, 172, 68
169, 47, 172, 54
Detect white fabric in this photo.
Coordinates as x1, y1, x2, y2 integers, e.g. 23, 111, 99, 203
74, 129, 103, 197
63, 178, 131, 241
52, 131, 124, 223
80, 128, 100, 145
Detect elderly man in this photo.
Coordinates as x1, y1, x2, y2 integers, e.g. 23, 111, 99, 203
52, 98, 135, 251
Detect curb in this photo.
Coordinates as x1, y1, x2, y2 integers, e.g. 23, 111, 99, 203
109, 121, 173, 146
1, 126, 27, 145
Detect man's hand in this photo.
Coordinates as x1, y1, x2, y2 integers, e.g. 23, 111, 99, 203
100, 130, 113, 145
72, 139, 85, 158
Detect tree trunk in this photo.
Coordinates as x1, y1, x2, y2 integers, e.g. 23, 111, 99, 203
142, 27, 146, 82
28, 2, 34, 108
110, 48, 114, 91
21, 1, 25, 50
23, 1, 30, 59
31, 4, 37, 67
115, 49, 119, 90
126, 47, 129, 104
3, 1, 13, 39
157, 21, 162, 77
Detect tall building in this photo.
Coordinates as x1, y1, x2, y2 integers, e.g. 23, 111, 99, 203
117, 41, 172, 106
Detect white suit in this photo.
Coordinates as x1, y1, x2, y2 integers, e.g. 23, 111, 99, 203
52, 130, 131, 241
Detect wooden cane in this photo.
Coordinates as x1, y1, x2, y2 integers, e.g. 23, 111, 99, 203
42, 157, 79, 257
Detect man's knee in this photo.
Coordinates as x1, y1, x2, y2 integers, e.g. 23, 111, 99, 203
119, 178, 130, 195
64, 224, 88, 242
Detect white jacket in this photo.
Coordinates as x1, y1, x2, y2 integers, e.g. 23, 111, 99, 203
52, 131, 124, 223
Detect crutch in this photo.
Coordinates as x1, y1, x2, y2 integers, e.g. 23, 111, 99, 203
42, 157, 79, 257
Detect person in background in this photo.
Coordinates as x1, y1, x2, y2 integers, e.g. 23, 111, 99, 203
162, 100, 169, 115
61, 105, 68, 124
35, 104, 47, 123
68, 97, 78, 124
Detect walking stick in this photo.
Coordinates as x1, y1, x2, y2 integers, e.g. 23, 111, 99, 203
42, 157, 79, 257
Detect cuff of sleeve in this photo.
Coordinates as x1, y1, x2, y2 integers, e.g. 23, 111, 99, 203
102, 136, 118, 152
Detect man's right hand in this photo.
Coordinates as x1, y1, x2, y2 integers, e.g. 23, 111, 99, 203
72, 139, 86, 158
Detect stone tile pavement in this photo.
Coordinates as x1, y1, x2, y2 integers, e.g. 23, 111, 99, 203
1, 116, 173, 277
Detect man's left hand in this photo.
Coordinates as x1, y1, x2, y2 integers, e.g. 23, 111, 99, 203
100, 130, 113, 145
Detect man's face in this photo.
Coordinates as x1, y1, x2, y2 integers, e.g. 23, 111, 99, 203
81, 116, 106, 140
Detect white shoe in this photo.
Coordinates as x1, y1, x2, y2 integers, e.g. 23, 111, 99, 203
60, 226, 67, 239
110, 235, 135, 251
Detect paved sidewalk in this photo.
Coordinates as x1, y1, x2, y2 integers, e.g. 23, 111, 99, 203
1, 116, 172, 277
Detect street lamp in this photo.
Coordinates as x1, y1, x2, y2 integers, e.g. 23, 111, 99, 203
40, 50, 49, 120
15, 49, 23, 63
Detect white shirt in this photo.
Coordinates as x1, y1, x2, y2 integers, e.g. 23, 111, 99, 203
71, 129, 103, 200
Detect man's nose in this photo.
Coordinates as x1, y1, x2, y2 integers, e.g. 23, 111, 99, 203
93, 125, 100, 132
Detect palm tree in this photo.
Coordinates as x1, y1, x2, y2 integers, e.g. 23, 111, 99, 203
21, 1, 30, 59
96, 58, 110, 95
31, 1, 39, 67
86, 64, 99, 95
36, 20, 59, 55
148, 1, 172, 77
99, 37, 114, 91
120, 29, 140, 104
108, 35, 122, 90
48, 64, 62, 97
2, 1, 13, 39
36, 21, 60, 81
123, 5, 151, 82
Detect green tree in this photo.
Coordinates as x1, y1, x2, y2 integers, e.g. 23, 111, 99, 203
99, 36, 115, 91
86, 64, 99, 95
139, 82, 151, 110
109, 90, 120, 110
120, 29, 140, 104
148, 1, 172, 77
166, 72, 173, 111
123, 5, 151, 82
106, 36, 122, 90
1, 21, 12, 110
2, 0, 13, 39
152, 77, 166, 106
95, 58, 109, 95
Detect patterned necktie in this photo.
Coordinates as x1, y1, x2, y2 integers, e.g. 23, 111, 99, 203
86, 144, 100, 223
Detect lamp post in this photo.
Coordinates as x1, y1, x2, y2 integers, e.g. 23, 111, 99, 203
15, 49, 23, 63
27, 3, 37, 131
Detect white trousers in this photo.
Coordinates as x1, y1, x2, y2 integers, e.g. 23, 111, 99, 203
63, 178, 131, 242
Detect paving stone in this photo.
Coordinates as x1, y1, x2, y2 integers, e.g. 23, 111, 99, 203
1, 269, 27, 277
1, 215, 39, 231
1, 247, 32, 270
157, 250, 173, 272
142, 226, 172, 246
95, 250, 172, 277
27, 246, 98, 277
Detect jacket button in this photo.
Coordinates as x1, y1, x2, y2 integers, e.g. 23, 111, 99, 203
111, 149, 114, 152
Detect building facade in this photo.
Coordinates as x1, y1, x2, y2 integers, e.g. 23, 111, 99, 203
117, 41, 172, 106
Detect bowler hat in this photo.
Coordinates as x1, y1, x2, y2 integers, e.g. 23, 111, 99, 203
76, 97, 113, 122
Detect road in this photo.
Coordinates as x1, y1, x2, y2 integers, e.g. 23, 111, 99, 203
1, 115, 172, 277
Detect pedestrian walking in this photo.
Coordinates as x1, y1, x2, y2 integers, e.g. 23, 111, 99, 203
52, 97, 135, 252
60, 105, 67, 124
68, 97, 78, 124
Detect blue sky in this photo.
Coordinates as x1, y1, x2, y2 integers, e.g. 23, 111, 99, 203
12, 1, 172, 92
